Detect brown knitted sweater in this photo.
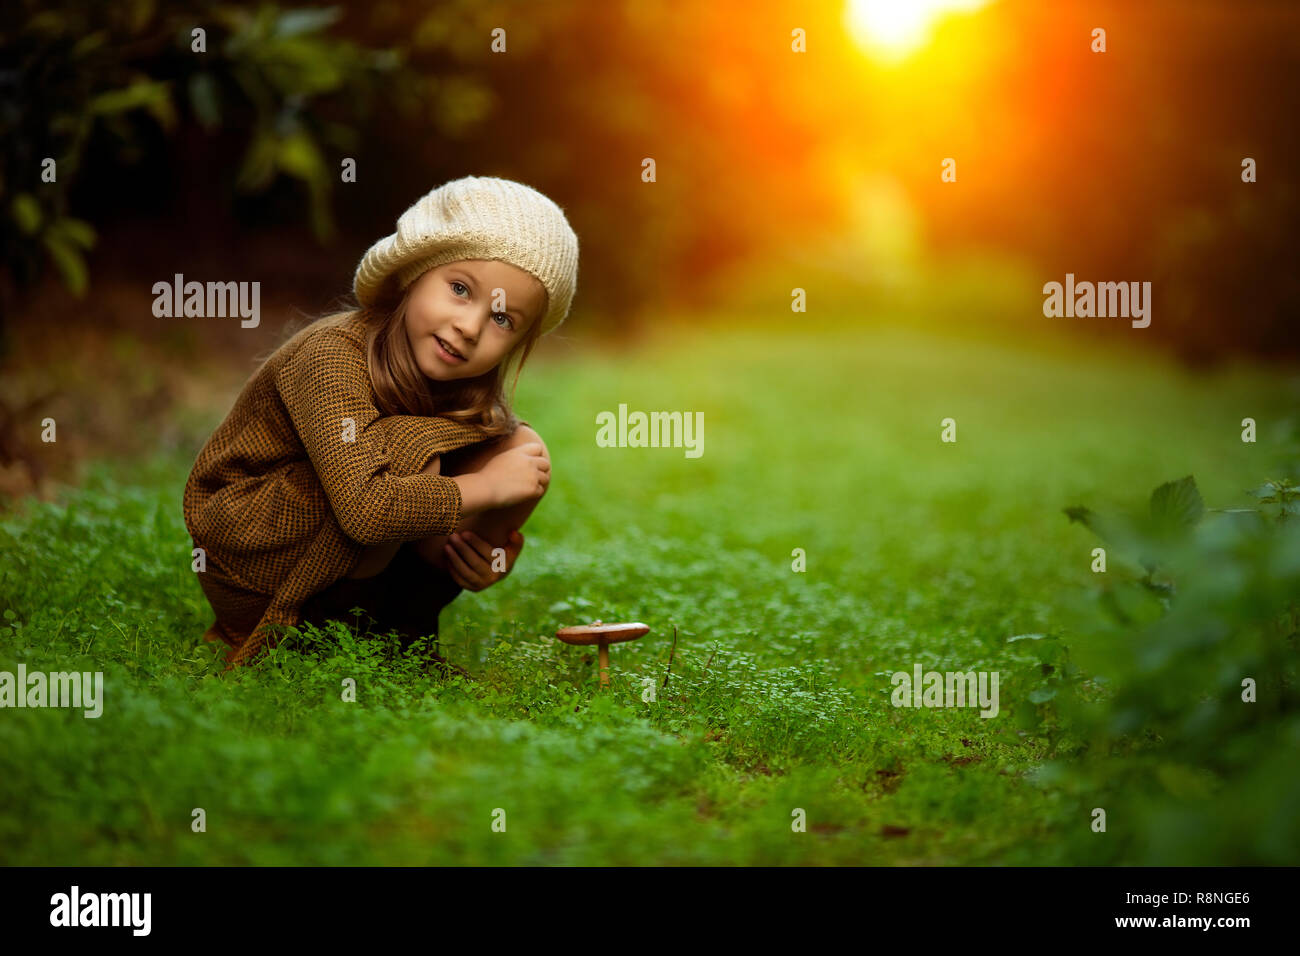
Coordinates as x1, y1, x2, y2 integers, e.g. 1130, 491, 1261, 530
182, 311, 495, 668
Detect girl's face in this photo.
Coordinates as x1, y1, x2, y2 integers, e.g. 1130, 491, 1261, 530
403, 259, 547, 382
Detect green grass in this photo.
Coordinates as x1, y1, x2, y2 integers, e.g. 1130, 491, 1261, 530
1, 315, 1296, 865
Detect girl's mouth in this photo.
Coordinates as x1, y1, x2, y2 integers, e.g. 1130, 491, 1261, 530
434, 335, 467, 363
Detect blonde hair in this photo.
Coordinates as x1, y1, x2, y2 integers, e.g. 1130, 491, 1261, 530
264, 277, 547, 439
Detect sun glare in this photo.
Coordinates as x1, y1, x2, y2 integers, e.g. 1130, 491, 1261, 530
846, 0, 991, 62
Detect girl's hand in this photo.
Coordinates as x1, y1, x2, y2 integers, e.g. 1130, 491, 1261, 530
444, 529, 524, 592
481, 442, 550, 508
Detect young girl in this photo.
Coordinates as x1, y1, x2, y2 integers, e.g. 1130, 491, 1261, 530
183, 175, 579, 671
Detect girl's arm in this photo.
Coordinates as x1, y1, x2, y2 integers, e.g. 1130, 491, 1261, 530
371, 413, 498, 518
450, 471, 496, 515
274, 328, 490, 545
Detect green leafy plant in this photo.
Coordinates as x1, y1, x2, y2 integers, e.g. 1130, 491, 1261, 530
1249, 477, 1300, 521
1048, 472, 1300, 863
1001, 631, 1090, 758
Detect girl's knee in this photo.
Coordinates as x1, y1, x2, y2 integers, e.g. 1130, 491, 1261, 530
453, 423, 548, 479
508, 423, 549, 462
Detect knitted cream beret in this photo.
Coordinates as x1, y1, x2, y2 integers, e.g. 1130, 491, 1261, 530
353, 175, 579, 336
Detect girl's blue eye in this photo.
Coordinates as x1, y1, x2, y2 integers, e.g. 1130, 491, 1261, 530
451, 279, 514, 330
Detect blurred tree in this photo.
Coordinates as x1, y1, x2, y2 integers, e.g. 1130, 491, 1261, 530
3, 0, 850, 343
885, 0, 1300, 361
4, 0, 1295, 361
0, 0, 397, 331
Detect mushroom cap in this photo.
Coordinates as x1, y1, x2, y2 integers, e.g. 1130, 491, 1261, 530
554, 621, 650, 646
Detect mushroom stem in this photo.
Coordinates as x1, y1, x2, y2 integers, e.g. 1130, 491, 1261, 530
598, 642, 610, 688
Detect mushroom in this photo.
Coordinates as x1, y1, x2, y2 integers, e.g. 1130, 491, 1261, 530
555, 620, 650, 687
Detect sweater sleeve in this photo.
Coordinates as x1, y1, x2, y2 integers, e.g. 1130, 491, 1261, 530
273, 327, 486, 546
373, 414, 495, 476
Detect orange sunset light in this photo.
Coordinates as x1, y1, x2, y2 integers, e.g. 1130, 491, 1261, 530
845, 0, 994, 61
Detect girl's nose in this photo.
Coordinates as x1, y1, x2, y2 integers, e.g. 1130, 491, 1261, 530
453, 309, 487, 342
